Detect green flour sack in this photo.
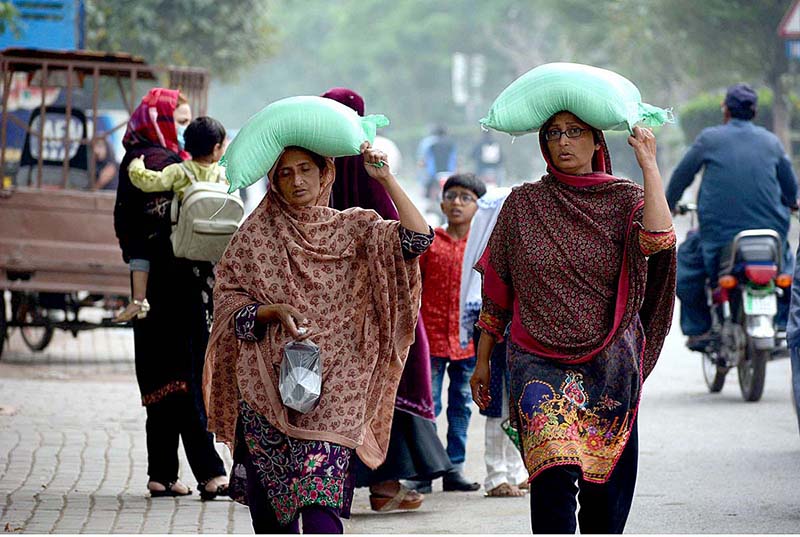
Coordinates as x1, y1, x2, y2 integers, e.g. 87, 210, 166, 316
480, 62, 673, 135
221, 96, 389, 192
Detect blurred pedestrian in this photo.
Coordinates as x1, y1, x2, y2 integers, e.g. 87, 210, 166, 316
459, 186, 527, 498
418, 125, 457, 201
471, 130, 504, 186
113, 88, 228, 499
411, 173, 486, 494
470, 111, 676, 533
321, 87, 452, 512
788, 254, 800, 438
204, 139, 434, 533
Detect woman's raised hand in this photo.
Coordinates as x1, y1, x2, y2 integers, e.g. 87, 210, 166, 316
263, 304, 313, 341
627, 126, 658, 172
360, 141, 392, 184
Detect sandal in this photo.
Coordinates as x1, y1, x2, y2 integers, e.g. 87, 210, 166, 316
369, 485, 423, 512
148, 480, 192, 498
198, 478, 230, 501
114, 299, 150, 323
485, 482, 525, 498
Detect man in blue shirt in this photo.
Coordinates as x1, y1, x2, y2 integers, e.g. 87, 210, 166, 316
666, 84, 798, 349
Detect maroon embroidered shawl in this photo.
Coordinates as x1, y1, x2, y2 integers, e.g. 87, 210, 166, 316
477, 130, 675, 378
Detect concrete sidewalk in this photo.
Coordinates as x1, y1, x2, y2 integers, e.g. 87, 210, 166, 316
0, 313, 524, 534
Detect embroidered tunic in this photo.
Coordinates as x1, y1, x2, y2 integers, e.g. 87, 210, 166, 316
478, 186, 675, 483
475, 126, 676, 484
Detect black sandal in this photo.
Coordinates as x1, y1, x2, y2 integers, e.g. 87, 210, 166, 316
198, 479, 229, 501
148, 480, 192, 498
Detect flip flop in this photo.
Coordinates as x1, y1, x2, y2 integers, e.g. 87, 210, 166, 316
485, 482, 525, 498
369, 486, 424, 512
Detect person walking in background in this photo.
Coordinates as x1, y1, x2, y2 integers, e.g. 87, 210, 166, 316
471, 111, 676, 533
321, 87, 452, 513
114, 116, 228, 323
411, 173, 486, 494
419, 125, 458, 201
459, 186, 527, 498
471, 130, 504, 186
113, 88, 228, 500
786, 230, 800, 439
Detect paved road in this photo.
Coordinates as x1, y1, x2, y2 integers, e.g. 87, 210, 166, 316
1, 225, 799, 534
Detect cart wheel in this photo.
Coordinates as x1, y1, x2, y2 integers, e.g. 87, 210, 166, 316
0, 292, 7, 360
17, 295, 54, 352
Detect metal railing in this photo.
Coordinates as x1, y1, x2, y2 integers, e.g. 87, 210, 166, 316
0, 52, 209, 190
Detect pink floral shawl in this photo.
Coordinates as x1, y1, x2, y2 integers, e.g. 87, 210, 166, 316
203, 158, 421, 468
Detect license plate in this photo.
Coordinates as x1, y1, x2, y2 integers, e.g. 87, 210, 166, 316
743, 292, 777, 316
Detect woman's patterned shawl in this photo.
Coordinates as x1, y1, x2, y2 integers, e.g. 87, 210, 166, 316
477, 129, 675, 379
203, 156, 422, 468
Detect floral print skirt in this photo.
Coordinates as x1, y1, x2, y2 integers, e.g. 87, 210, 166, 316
506, 317, 644, 484
230, 400, 355, 526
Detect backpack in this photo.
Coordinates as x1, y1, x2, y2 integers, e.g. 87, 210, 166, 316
170, 164, 244, 263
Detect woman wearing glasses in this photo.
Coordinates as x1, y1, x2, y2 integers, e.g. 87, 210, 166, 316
470, 111, 677, 533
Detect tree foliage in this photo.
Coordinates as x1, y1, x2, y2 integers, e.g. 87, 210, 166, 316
85, 0, 275, 78
208, 0, 799, 178
601, 0, 795, 149
0, 1, 19, 36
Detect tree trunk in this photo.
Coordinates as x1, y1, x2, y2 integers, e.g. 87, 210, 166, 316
769, 74, 792, 159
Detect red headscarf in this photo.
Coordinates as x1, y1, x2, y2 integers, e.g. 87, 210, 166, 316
122, 88, 189, 160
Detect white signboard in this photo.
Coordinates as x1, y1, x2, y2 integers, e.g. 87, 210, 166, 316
28, 115, 85, 162
779, 0, 800, 38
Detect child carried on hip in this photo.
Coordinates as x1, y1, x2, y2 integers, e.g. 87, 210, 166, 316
114, 116, 228, 323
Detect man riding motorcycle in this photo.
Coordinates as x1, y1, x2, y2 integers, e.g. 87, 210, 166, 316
667, 83, 798, 351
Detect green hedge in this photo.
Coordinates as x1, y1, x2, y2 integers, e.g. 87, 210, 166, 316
678, 89, 800, 145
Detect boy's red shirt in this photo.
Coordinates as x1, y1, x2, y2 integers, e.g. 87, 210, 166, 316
419, 227, 474, 360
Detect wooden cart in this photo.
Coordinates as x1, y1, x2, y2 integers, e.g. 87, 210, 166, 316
0, 48, 209, 358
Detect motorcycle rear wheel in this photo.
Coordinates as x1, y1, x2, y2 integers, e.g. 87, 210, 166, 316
702, 354, 728, 393
738, 346, 768, 402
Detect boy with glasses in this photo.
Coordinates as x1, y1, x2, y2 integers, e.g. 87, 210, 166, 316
411, 173, 487, 493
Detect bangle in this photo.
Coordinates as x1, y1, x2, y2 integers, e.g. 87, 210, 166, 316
642, 224, 675, 234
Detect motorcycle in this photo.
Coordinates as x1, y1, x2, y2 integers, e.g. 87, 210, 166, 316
677, 203, 792, 401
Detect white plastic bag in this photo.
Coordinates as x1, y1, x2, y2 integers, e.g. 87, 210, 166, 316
279, 338, 322, 413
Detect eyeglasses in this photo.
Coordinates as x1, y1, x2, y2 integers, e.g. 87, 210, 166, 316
544, 127, 588, 141
442, 191, 477, 204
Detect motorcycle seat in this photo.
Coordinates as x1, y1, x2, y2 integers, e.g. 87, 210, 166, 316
717, 234, 781, 276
